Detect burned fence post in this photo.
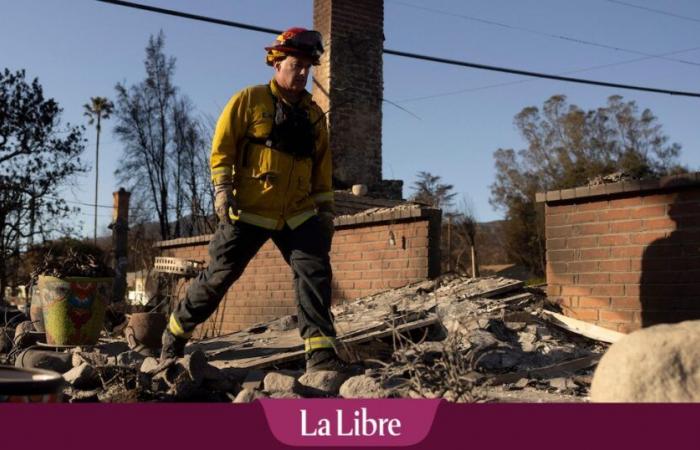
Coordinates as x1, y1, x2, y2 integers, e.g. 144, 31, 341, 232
109, 188, 130, 305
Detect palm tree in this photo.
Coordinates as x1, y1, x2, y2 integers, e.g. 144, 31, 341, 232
83, 96, 114, 244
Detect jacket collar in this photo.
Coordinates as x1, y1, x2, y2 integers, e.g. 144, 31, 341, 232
269, 79, 311, 107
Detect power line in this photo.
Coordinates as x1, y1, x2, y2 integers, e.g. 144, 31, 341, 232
96, 0, 700, 98
384, 49, 700, 98
388, 0, 700, 67
606, 0, 700, 24
397, 45, 700, 103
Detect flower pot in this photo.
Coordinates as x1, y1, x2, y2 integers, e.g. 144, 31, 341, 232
38, 276, 113, 346
0, 365, 64, 403
124, 312, 167, 350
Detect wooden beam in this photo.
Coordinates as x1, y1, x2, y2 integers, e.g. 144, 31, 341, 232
540, 310, 625, 344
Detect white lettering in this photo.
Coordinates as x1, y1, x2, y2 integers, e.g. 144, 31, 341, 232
300, 407, 403, 437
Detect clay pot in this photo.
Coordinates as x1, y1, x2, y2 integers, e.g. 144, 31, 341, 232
0, 365, 64, 403
124, 312, 167, 350
38, 276, 113, 345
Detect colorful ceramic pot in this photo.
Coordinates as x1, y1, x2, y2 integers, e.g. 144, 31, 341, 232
0, 365, 64, 403
38, 276, 113, 345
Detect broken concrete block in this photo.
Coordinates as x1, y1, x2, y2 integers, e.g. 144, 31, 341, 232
298, 370, 350, 397
63, 363, 99, 390
263, 371, 299, 394
116, 351, 147, 368
505, 322, 527, 332
233, 388, 267, 403
339, 375, 388, 399
591, 321, 700, 402
472, 346, 522, 372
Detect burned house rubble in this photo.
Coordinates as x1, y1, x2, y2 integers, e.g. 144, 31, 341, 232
1, 275, 614, 403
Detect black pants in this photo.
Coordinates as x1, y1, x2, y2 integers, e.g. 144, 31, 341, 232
172, 216, 335, 339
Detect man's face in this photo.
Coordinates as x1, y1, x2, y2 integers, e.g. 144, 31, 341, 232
274, 55, 313, 93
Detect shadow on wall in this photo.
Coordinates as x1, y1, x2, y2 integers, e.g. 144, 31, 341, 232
641, 183, 700, 327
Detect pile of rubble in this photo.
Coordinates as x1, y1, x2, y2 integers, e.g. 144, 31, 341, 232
1, 275, 612, 402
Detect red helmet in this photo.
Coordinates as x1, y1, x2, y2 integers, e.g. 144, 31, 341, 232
265, 27, 324, 66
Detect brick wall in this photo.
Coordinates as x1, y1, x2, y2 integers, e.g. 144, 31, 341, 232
312, 0, 401, 197
536, 174, 700, 333
155, 206, 441, 338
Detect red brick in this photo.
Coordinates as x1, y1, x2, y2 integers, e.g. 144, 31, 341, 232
610, 197, 643, 208
598, 259, 630, 272
643, 217, 676, 231
578, 297, 611, 308
597, 209, 630, 221
611, 296, 641, 309
577, 273, 610, 284
568, 261, 598, 273
567, 236, 597, 248
641, 193, 674, 205
599, 234, 630, 246
547, 249, 574, 261
591, 285, 625, 296
630, 205, 667, 219
610, 220, 643, 233
575, 223, 609, 236
546, 214, 570, 226
576, 201, 607, 212
599, 310, 635, 323
579, 248, 609, 260
547, 238, 567, 250
570, 211, 597, 224
548, 226, 574, 238
610, 246, 645, 258
630, 231, 667, 245
570, 309, 599, 321
561, 286, 591, 296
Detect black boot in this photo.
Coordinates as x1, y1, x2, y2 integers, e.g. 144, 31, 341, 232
305, 348, 349, 373
160, 328, 187, 361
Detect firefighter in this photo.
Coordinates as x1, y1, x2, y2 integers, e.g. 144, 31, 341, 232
160, 27, 345, 372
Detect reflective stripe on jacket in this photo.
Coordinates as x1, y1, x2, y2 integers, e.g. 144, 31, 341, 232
210, 79, 333, 230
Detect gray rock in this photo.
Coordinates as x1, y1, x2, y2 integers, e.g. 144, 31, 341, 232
548, 377, 570, 391
233, 388, 267, 403
140, 357, 161, 374
591, 321, 700, 402
268, 315, 298, 332
63, 363, 99, 390
298, 370, 350, 397
116, 351, 147, 368
72, 351, 109, 368
269, 391, 302, 399
339, 375, 388, 399
263, 371, 299, 393
513, 378, 529, 389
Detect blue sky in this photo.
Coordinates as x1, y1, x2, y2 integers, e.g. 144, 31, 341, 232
1, 0, 699, 237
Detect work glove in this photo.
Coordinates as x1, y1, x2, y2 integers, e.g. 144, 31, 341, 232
317, 204, 335, 243
214, 183, 237, 224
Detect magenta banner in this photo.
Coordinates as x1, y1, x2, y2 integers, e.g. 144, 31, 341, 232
1, 402, 700, 449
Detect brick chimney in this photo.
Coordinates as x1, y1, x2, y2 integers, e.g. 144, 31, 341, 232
312, 0, 402, 199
